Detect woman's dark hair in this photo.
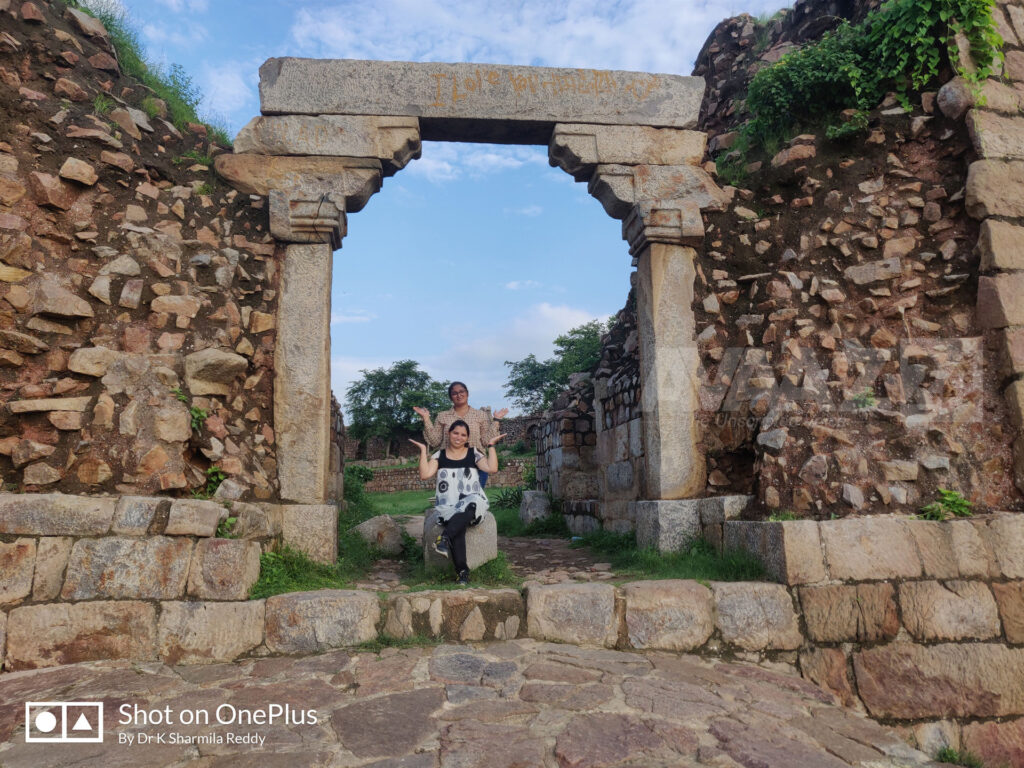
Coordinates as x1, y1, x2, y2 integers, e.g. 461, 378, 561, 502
448, 419, 470, 434
448, 381, 468, 398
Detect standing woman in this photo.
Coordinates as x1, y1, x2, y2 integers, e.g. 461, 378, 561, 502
409, 420, 504, 585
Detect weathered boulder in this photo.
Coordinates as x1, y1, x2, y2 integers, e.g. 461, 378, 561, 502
265, 590, 379, 652
423, 508, 497, 573
351, 514, 404, 556
519, 490, 551, 526
58, 157, 98, 185
527, 582, 617, 647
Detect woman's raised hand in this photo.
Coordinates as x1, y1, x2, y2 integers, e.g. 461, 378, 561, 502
494, 407, 509, 420
488, 433, 508, 447
408, 438, 428, 452
412, 406, 430, 421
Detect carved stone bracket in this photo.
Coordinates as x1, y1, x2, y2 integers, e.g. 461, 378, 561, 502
623, 199, 704, 256
268, 189, 346, 248
588, 164, 729, 220
549, 123, 706, 182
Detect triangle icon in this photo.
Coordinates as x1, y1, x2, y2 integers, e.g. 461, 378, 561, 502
72, 713, 92, 731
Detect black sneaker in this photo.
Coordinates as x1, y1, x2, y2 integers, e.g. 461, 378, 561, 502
433, 533, 450, 558
456, 570, 470, 586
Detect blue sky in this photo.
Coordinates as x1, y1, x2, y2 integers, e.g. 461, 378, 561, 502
106, 0, 785, 417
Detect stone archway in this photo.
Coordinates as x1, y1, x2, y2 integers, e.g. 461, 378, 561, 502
215, 58, 729, 544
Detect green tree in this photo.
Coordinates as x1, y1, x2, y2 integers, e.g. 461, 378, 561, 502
503, 319, 610, 413
344, 360, 450, 452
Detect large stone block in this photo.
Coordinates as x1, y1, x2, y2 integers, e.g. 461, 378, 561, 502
187, 539, 261, 600
0, 493, 114, 535
31, 536, 72, 600
988, 514, 1024, 578
550, 124, 706, 180
184, 348, 248, 396
234, 115, 420, 174
423, 509, 497, 573
384, 588, 523, 641
6, 601, 156, 670
61, 536, 193, 600
165, 499, 225, 536
977, 274, 1024, 329
763, 520, 827, 585
526, 583, 618, 647
799, 647, 858, 708
966, 159, 1024, 219
977, 219, 1024, 272
950, 519, 999, 579
900, 580, 1000, 641
906, 521, 959, 579
799, 583, 899, 643
819, 517, 922, 581
276, 244, 332, 504
158, 600, 265, 664
519, 490, 551, 526
854, 643, 1024, 719
992, 581, 1024, 644
237, 502, 283, 539
281, 503, 338, 564
622, 580, 713, 650
634, 499, 700, 552
711, 582, 802, 651
214, 154, 382, 212
0, 538, 35, 607
967, 109, 1024, 160
259, 59, 704, 139
264, 590, 379, 653
111, 495, 164, 534
962, 717, 1024, 768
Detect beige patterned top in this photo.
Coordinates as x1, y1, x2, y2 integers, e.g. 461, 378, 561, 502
423, 406, 497, 453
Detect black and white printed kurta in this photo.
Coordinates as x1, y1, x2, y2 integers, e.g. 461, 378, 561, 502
431, 448, 488, 523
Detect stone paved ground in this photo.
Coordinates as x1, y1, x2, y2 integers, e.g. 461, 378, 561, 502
0, 640, 941, 768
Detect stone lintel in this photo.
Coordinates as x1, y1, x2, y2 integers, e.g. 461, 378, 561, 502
549, 123, 706, 181
259, 59, 704, 138
234, 115, 421, 176
213, 154, 382, 212
588, 164, 729, 220
275, 244, 332, 506
623, 199, 704, 256
269, 189, 346, 248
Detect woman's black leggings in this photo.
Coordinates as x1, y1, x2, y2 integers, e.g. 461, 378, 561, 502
443, 503, 478, 574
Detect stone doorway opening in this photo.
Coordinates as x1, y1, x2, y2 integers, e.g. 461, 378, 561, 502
215, 57, 729, 551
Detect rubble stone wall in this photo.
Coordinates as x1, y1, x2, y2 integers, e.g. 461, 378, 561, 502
362, 458, 531, 494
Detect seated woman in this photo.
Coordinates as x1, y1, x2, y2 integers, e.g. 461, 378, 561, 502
409, 419, 504, 585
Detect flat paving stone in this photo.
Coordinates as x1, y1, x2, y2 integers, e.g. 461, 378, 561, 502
0, 640, 939, 767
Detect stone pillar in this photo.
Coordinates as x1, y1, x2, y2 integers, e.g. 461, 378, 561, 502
633, 240, 705, 498
276, 242, 333, 504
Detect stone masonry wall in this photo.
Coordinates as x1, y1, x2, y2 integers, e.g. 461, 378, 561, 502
362, 458, 531, 494
0, 3, 281, 501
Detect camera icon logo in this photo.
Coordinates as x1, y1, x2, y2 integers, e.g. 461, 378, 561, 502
25, 702, 104, 743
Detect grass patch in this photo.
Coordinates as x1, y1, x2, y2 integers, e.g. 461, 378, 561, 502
249, 545, 359, 599
355, 634, 442, 654
92, 93, 114, 115
402, 551, 522, 591
70, 0, 232, 145
366, 489, 435, 517
573, 531, 765, 582
936, 747, 985, 768
174, 148, 213, 166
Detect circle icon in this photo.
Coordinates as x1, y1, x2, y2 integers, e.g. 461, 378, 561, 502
34, 711, 58, 733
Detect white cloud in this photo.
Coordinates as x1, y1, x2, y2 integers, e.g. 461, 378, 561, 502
140, 21, 208, 48
155, 0, 208, 12
504, 280, 541, 290
331, 310, 377, 324
199, 63, 257, 123
406, 142, 546, 184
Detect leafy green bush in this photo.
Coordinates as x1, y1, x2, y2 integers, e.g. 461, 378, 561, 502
343, 464, 375, 516
936, 747, 985, 768
732, 0, 1002, 155
918, 489, 973, 521
492, 486, 524, 509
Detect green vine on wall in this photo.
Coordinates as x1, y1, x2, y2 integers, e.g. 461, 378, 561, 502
725, 0, 1003, 165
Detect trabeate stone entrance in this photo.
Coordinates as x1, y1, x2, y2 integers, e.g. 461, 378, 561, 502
215, 58, 729, 547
